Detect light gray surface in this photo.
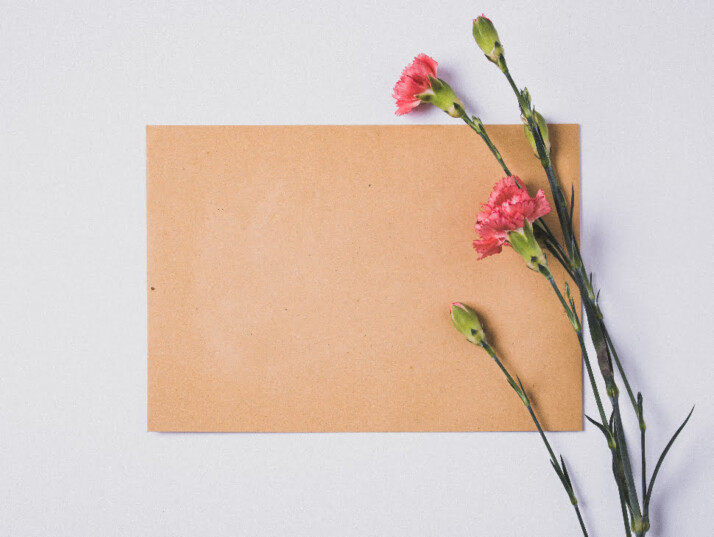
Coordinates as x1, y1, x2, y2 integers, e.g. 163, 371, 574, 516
1, 1, 713, 535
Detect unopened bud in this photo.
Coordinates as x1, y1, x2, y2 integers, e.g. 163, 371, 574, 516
473, 15, 507, 72
450, 302, 486, 345
523, 111, 551, 162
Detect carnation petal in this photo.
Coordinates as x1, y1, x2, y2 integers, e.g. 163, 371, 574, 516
473, 237, 504, 259
529, 190, 552, 221
392, 54, 438, 115
472, 175, 551, 260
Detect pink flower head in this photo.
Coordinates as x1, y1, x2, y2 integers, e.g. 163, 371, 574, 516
392, 54, 438, 116
473, 176, 551, 259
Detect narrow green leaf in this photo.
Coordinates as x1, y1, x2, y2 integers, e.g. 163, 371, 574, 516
586, 414, 608, 438
617, 482, 634, 537
645, 406, 695, 513
560, 456, 573, 488
550, 459, 566, 484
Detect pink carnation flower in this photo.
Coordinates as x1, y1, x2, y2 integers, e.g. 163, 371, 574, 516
392, 54, 438, 116
473, 176, 551, 259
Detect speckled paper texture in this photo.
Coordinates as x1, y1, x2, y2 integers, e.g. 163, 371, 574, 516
147, 124, 581, 432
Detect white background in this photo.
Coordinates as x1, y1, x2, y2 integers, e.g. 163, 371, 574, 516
2, 1, 713, 536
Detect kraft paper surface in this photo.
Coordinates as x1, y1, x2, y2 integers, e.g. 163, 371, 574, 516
147, 124, 581, 432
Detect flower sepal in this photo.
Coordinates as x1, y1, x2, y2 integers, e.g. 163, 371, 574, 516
507, 219, 548, 272
416, 76, 464, 118
472, 16, 507, 72
450, 302, 486, 346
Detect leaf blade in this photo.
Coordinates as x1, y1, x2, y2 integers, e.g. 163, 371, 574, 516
644, 406, 695, 513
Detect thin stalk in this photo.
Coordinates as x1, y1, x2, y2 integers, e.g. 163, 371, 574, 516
541, 238, 571, 277
618, 484, 634, 537
540, 263, 653, 533
543, 163, 576, 251
461, 115, 512, 177
541, 269, 577, 326
570, 240, 641, 422
537, 222, 575, 280
503, 68, 576, 259
579, 278, 643, 528
574, 504, 589, 537
504, 70, 525, 109
611, 395, 643, 526
574, 321, 613, 447
539, 265, 612, 444
641, 421, 647, 510
480, 341, 589, 537
602, 324, 639, 418
523, 403, 590, 537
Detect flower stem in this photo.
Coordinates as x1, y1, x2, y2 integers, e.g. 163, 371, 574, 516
461, 114, 512, 176
618, 483, 634, 537
480, 341, 588, 537
602, 323, 640, 421
539, 265, 613, 446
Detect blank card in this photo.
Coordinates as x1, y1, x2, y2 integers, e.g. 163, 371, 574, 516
147, 124, 581, 432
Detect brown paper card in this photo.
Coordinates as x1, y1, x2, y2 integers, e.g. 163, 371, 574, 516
147, 124, 581, 432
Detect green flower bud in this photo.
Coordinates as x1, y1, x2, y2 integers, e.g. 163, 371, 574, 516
523, 110, 551, 162
450, 302, 486, 345
472, 15, 507, 72
417, 77, 464, 118
507, 220, 548, 272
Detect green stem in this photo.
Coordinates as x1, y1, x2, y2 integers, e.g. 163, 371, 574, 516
524, 398, 590, 537
578, 276, 643, 528
503, 68, 577, 259
574, 504, 589, 537
504, 70, 526, 110
618, 483, 634, 537
540, 263, 649, 533
480, 341, 588, 537
542, 270, 578, 328
540, 266, 613, 446
641, 419, 647, 514
481, 341, 520, 395
461, 115, 512, 176
543, 163, 576, 256
541, 238, 573, 279
611, 395, 643, 524
539, 223, 574, 278
602, 324, 640, 419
